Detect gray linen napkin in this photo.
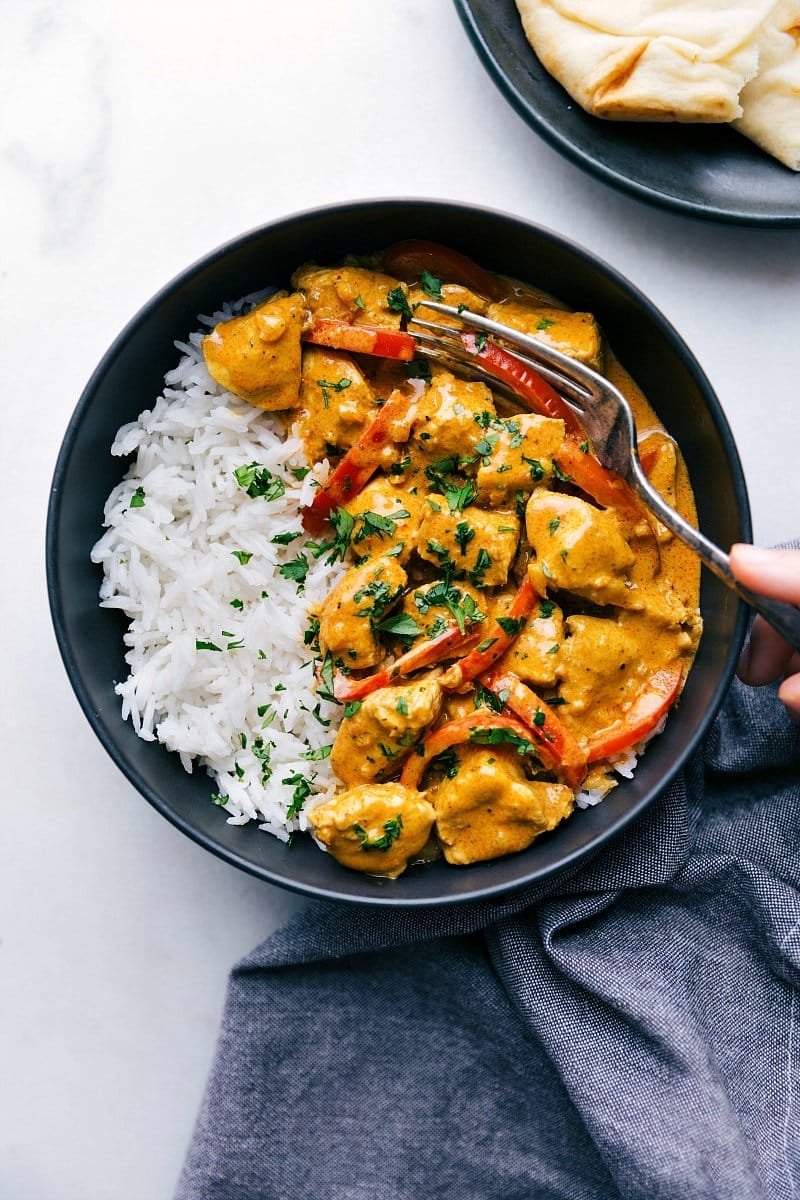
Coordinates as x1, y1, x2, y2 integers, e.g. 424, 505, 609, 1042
176, 675, 800, 1200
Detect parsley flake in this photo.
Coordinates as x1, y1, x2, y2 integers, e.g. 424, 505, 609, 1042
353, 814, 404, 851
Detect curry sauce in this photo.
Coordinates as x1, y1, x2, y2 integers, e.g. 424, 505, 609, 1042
202, 242, 702, 878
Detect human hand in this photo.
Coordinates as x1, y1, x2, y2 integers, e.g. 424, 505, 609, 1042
729, 544, 800, 720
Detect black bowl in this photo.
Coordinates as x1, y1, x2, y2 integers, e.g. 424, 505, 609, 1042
47, 199, 751, 905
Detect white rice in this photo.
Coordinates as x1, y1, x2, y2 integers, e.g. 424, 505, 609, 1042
91, 294, 349, 840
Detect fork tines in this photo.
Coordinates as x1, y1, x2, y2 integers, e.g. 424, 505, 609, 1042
409, 300, 594, 409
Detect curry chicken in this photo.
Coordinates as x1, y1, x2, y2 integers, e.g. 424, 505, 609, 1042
202, 240, 701, 878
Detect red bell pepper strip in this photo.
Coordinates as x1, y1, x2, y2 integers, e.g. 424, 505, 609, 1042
333, 622, 483, 703
302, 385, 418, 533
554, 438, 642, 522
381, 240, 509, 302
479, 668, 588, 789
438, 575, 538, 692
305, 318, 416, 362
462, 332, 643, 522
585, 667, 684, 764
399, 712, 539, 791
462, 332, 583, 434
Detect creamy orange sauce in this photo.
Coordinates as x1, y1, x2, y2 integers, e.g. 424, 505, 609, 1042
202, 251, 701, 878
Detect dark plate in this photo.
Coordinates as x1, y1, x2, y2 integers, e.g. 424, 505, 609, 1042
47, 199, 750, 906
455, 0, 800, 226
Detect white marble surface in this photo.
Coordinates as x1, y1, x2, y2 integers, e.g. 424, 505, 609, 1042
2, 2, 800, 1196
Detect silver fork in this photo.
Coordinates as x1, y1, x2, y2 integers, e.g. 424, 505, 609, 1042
411, 300, 800, 654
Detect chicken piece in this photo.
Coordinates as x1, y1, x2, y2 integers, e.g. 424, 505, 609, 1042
526, 490, 635, 607
411, 372, 497, 458
476, 414, 566, 504
406, 282, 488, 325
417, 501, 520, 589
308, 782, 435, 879
557, 614, 650, 723
496, 599, 565, 688
297, 348, 378, 461
319, 556, 407, 670
485, 300, 603, 370
400, 579, 487, 643
432, 746, 574, 865
291, 264, 406, 330
202, 292, 305, 409
331, 678, 443, 786
344, 479, 425, 566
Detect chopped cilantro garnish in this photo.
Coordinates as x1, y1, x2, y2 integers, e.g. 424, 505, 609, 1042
234, 462, 286, 501
414, 580, 483, 635
344, 700, 362, 718
282, 770, 313, 819
317, 652, 339, 704
469, 548, 493, 587
387, 286, 413, 322
523, 456, 545, 481
323, 506, 355, 561
389, 455, 411, 476
496, 616, 524, 637
279, 555, 309, 589
579, 441, 590, 454
304, 617, 321, 649
229, 598, 244, 610
232, 550, 253, 565
130, 486, 145, 508
353, 814, 403, 851
430, 747, 460, 779
271, 530, 301, 546
455, 521, 475, 556
376, 614, 423, 639
354, 294, 366, 310
536, 317, 556, 331
551, 459, 573, 483
196, 640, 222, 652
468, 727, 539, 756
301, 744, 332, 762
420, 269, 443, 299
548, 518, 561, 535
476, 636, 498, 653
426, 539, 453, 572
354, 508, 410, 544
291, 466, 311, 480
539, 600, 555, 618
396, 696, 409, 716
475, 686, 504, 713
474, 333, 488, 352
473, 410, 493, 429
444, 479, 477, 513
210, 793, 228, 807
475, 433, 499, 459
317, 377, 352, 408
547, 643, 560, 655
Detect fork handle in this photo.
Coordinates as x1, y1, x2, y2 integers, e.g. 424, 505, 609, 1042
630, 466, 800, 655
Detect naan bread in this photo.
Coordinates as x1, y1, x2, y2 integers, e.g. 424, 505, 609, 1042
735, 1, 800, 169
515, 0, 775, 122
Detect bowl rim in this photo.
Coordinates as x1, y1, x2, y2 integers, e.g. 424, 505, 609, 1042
46, 196, 752, 905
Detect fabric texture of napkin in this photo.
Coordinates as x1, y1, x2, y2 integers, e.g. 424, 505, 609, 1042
176, 670, 800, 1199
